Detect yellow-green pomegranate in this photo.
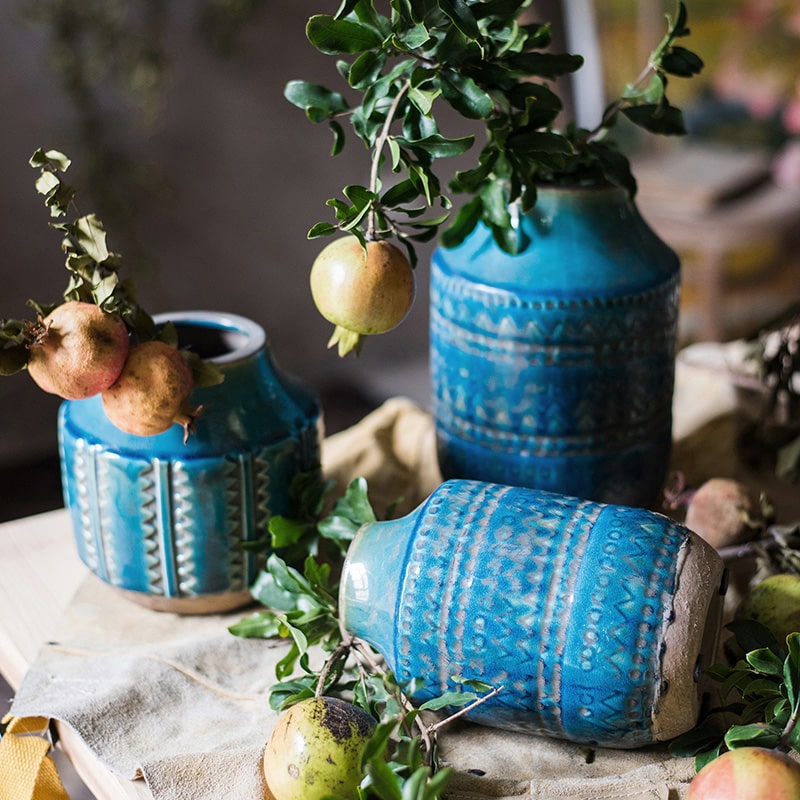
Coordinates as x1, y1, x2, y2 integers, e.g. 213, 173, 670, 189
309, 236, 415, 356
263, 697, 376, 800
735, 573, 800, 646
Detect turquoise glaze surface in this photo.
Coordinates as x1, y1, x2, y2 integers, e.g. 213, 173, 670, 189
59, 311, 321, 603
340, 480, 712, 748
430, 186, 680, 506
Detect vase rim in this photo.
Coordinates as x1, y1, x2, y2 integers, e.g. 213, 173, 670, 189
153, 310, 265, 364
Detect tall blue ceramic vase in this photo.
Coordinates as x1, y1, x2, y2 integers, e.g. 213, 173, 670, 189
59, 311, 322, 613
430, 185, 680, 507
340, 479, 725, 748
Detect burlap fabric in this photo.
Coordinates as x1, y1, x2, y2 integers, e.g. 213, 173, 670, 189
11, 349, 783, 800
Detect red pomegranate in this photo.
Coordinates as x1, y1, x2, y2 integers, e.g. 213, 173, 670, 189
27, 301, 129, 399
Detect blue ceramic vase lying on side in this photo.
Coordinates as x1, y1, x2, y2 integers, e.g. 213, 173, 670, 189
430, 185, 680, 507
59, 311, 322, 614
340, 479, 726, 748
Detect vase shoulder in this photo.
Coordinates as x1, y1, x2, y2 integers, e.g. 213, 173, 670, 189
434, 187, 678, 297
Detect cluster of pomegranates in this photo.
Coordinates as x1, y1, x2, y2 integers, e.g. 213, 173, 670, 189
26, 300, 199, 442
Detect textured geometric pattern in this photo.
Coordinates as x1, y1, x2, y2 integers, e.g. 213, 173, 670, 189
390, 480, 689, 748
430, 263, 680, 506
60, 420, 321, 599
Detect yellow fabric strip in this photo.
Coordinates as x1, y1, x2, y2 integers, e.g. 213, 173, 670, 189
0, 715, 71, 800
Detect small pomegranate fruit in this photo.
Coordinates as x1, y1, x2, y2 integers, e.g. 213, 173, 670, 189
26, 301, 129, 399
684, 478, 766, 551
686, 747, 800, 799
735, 573, 800, 646
101, 340, 200, 442
263, 696, 376, 800
309, 236, 415, 356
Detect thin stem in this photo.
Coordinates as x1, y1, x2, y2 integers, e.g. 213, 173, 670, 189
351, 639, 434, 756
366, 79, 411, 239
427, 685, 504, 735
315, 636, 354, 697
778, 702, 800, 751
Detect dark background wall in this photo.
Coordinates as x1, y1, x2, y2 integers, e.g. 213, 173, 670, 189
0, 3, 439, 488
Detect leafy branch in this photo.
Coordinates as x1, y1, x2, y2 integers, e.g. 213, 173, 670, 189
0, 149, 154, 377
231, 475, 501, 799
287, 1, 703, 260
670, 622, 800, 772
1, 149, 222, 389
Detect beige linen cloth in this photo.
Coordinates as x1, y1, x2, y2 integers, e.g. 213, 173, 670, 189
10, 352, 778, 800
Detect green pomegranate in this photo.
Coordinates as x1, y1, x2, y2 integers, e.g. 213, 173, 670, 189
309, 236, 415, 356
263, 697, 376, 800
735, 573, 800, 646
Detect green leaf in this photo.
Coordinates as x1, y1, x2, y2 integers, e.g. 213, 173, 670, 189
506, 130, 573, 157
361, 718, 399, 765
784, 633, 800, 709
660, 46, 703, 78
250, 568, 311, 612
365, 755, 403, 800
268, 515, 312, 549
668, 720, 726, 758
228, 611, 284, 639
728, 619, 785, 658
338, 477, 377, 524
408, 86, 439, 116
394, 21, 430, 49
694, 744, 724, 773
747, 647, 786, 677
308, 221, 339, 239
440, 71, 494, 120
438, 0, 481, 42
306, 15, 384, 55
622, 73, 665, 105
440, 195, 482, 248
349, 50, 387, 89
425, 766, 454, 797
284, 80, 349, 121
621, 102, 686, 136
382, 178, 422, 207
419, 690, 478, 711
502, 51, 583, 79
393, 133, 474, 159
480, 179, 510, 229
724, 722, 781, 750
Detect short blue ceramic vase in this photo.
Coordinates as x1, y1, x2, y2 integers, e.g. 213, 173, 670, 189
59, 311, 322, 613
430, 185, 680, 507
340, 479, 725, 748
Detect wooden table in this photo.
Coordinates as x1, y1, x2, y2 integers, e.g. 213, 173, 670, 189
0, 508, 153, 799
634, 146, 800, 342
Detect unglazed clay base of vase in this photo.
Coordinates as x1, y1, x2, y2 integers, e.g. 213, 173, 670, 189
650, 532, 726, 741
340, 479, 726, 748
115, 587, 254, 615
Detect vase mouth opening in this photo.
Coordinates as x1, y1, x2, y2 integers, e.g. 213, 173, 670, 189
153, 311, 265, 364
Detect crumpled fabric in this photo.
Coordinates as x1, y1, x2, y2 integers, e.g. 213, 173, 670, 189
8, 370, 766, 800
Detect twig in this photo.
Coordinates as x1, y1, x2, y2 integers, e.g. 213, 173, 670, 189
315, 636, 355, 697
366, 79, 411, 238
427, 685, 504, 735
